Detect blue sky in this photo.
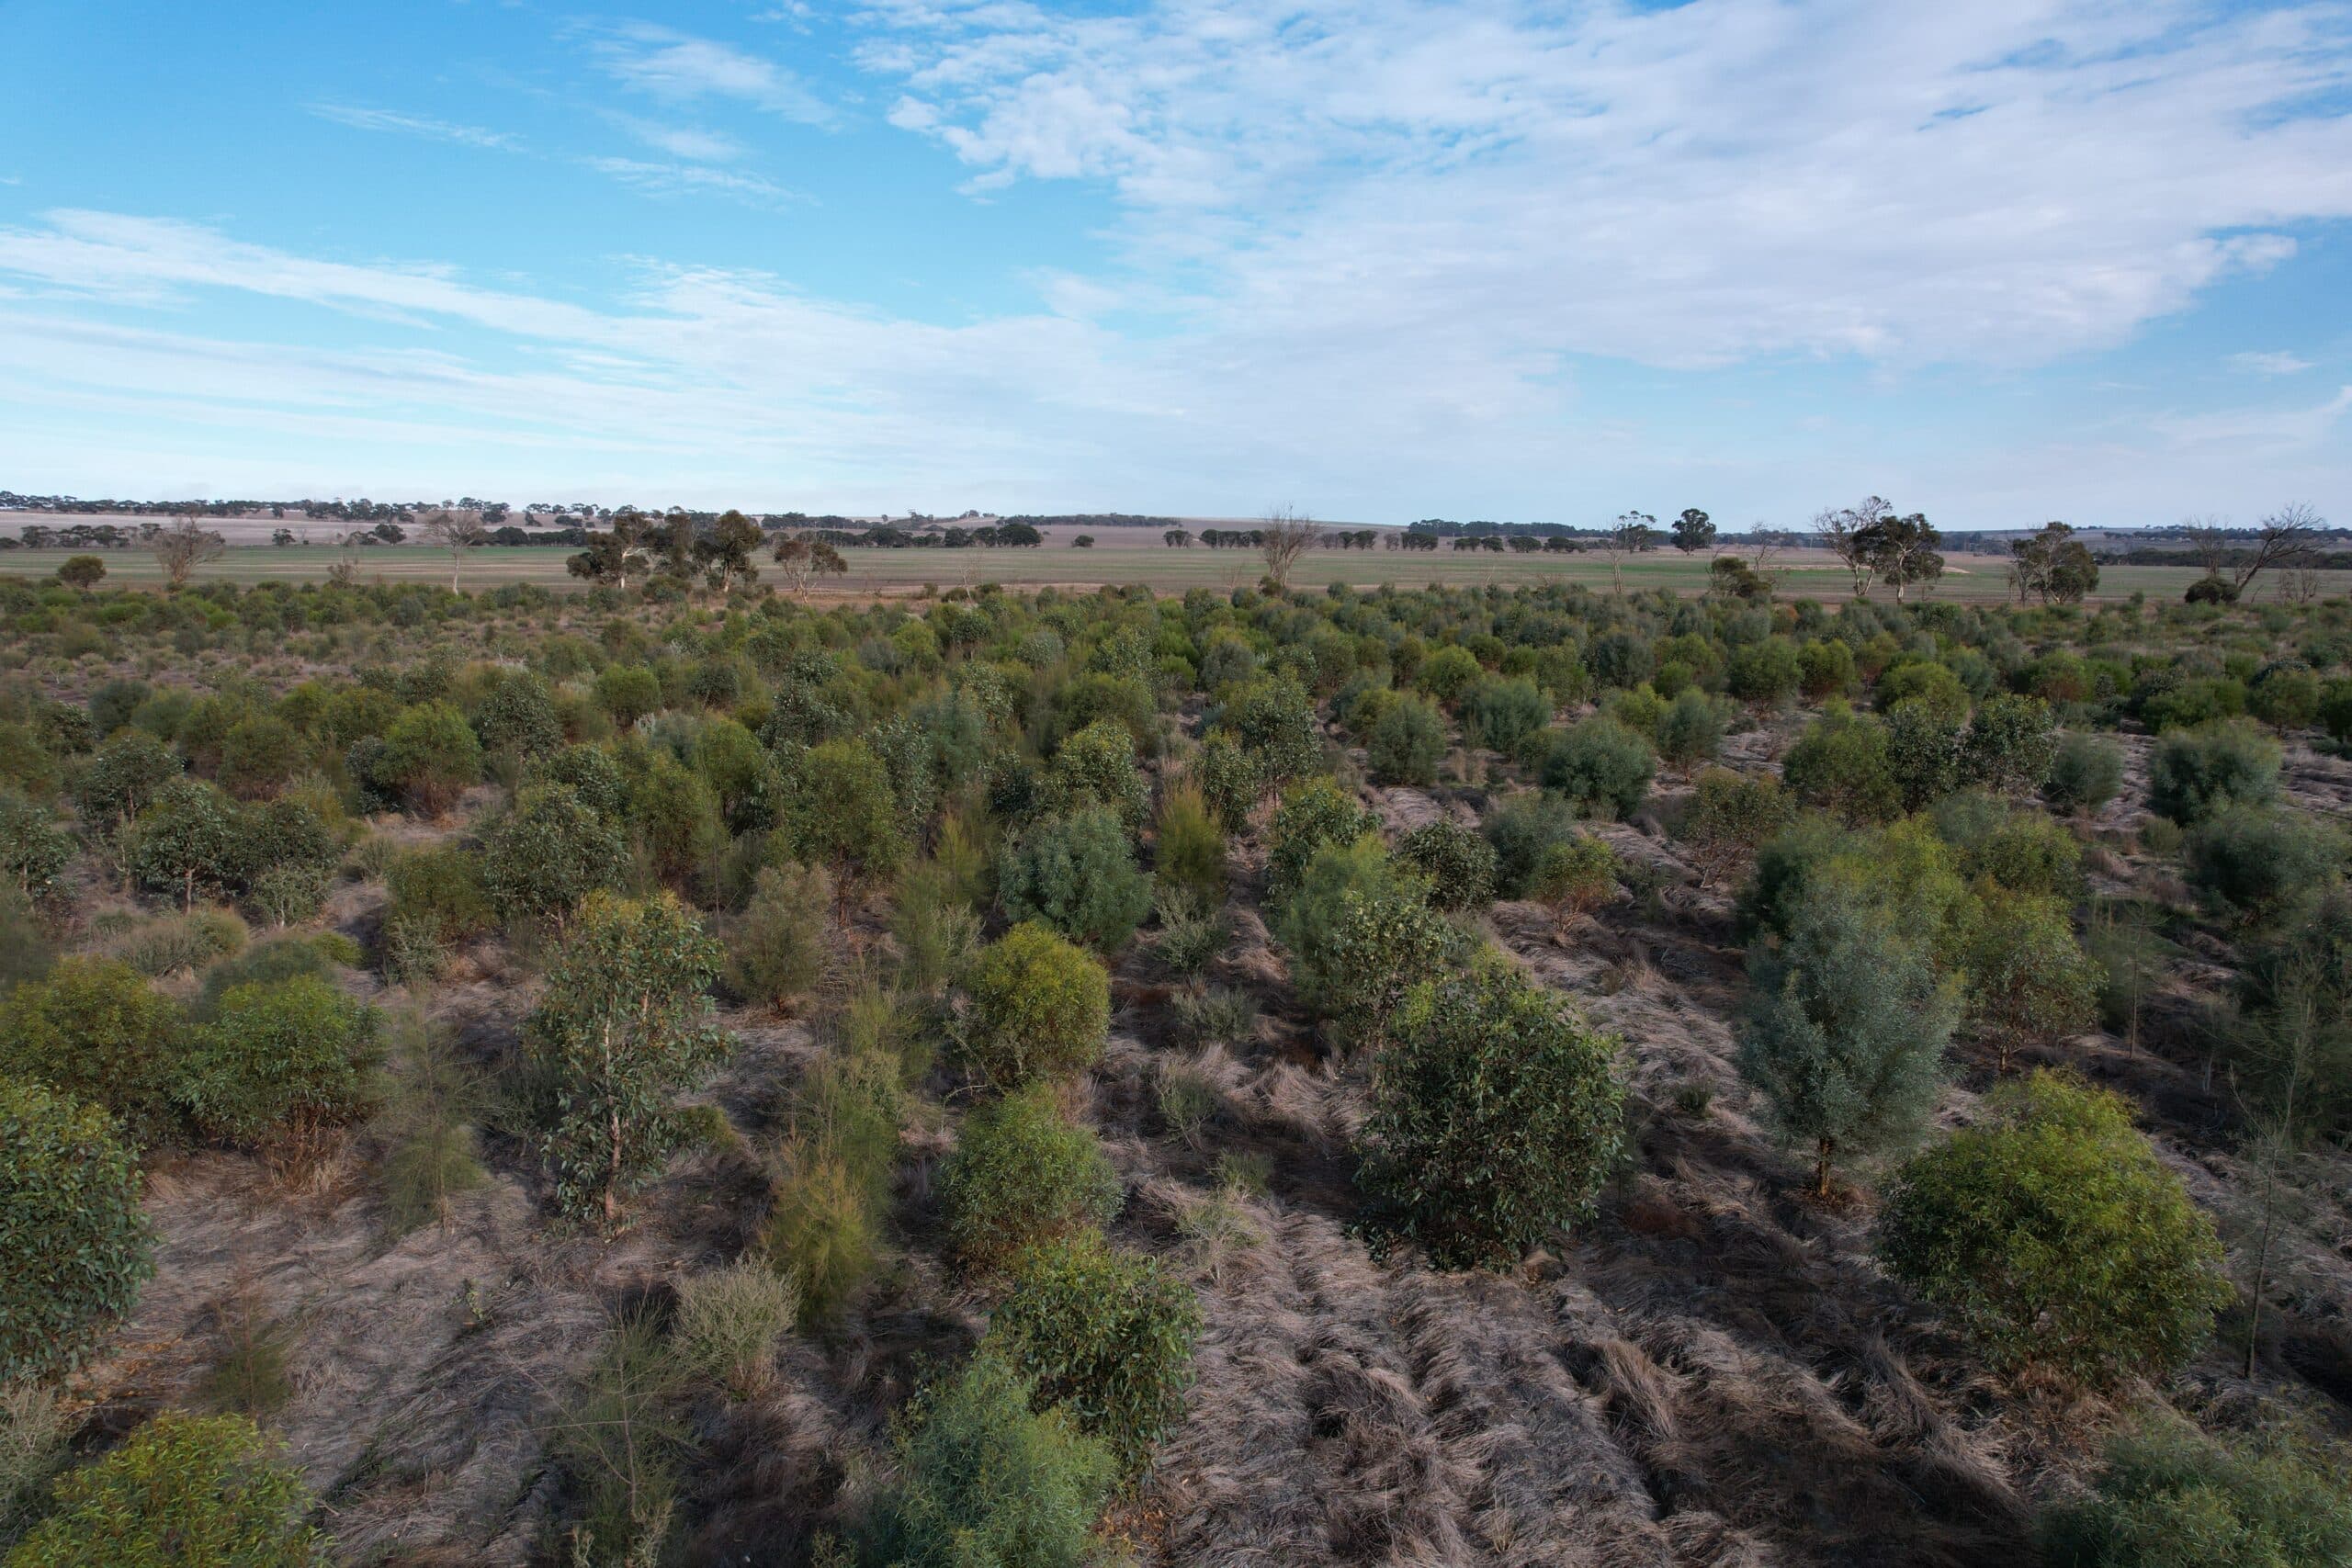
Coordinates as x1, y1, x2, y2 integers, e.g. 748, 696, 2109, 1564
1, 0, 2348, 528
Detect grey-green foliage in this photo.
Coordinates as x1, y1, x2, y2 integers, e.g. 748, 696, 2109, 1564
860, 1356, 1115, 1568
1366, 695, 1447, 786
2148, 719, 2279, 825
1539, 716, 1654, 818
998, 807, 1153, 951
1737, 879, 1955, 1195
479, 783, 628, 927
2041, 1418, 2352, 1568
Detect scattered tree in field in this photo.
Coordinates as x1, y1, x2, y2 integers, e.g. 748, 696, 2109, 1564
0, 1077, 154, 1381
1670, 507, 1715, 554
55, 555, 105, 589
1813, 496, 1892, 598
150, 515, 226, 588
1360, 951, 1626, 1270
1739, 881, 1954, 1196
1256, 505, 1321, 588
694, 509, 763, 593
2183, 503, 2322, 604
523, 891, 728, 1225
1880, 1071, 2228, 1387
418, 508, 487, 593
2008, 521, 2099, 604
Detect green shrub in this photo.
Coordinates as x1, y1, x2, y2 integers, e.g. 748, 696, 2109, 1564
1395, 818, 1497, 911
1781, 704, 1899, 824
1151, 782, 1227, 905
0, 957, 187, 1146
958, 923, 1109, 1091
0, 791, 69, 902
3, 1412, 322, 1566
374, 1012, 488, 1235
1527, 832, 1619, 920
594, 663, 662, 728
1883, 696, 1962, 810
2043, 732, 2124, 817
860, 1356, 1114, 1568
376, 701, 482, 815
127, 779, 241, 909
1739, 878, 1954, 1195
724, 862, 833, 1013
1959, 693, 2058, 795
1938, 798, 2084, 897
1263, 777, 1374, 907
763, 1148, 879, 1326
2148, 719, 2279, 825
778, 739, 906, 876
524, 892, 726, 1225
940, 1086, 1122, 1274
1880, 1071, 2228, 1387
1359, 951, 1627, 1269
179, 976, 379, 1148
1957, 889, 2101, 1070
0, 1077, 154, 1382
998, 807, 1153, 951
0, 1382, 73, 1545
1465, 676, 1549, 753
671, 1259, 797, 1398
2184, 806, 2341, 924
1539, 716, 1654, 818
1680, 767, 1794, 886
72, 729, 181, 832
2041, 1418, 2352, 1568
1170, 985, 1258, 1048
111, 908, 248, 979
1482, 789, 1579, 899
1275, 838, 1459, 1053
987, 1233, 1203, 1477
544, 1315, 692, 1567
1366, 695, 1447, 786
479, 784, 628, 928
384, 846, 493, 946
1654, 688, 1726, 772
1043, 719, 1148, 830
470, 668, 561, 758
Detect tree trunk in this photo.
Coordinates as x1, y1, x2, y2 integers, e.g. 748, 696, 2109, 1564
1815, 1138, 1834, 1199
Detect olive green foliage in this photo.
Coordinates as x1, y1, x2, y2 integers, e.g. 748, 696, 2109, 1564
72, 729, 181, 832
2147, 720, 2280, 825
1527, 832, 1619, 919
1880, 1072, 2228, 1386
179, 976, 379, 1148
0, 791, 69, 901
1959, 693, 2058, 795
1044, 718, 1148, 829
762, 1146, 880, 1329
725, 861, 833, 1012
2041, 1418, 2352, 1568
860, 1356, 1115, 1568
470, 668, 560, 758
2, 1412, 321, 1567
2184, 807, 2341, 924
1539, 716, 1654, 818
1465, 676, 1549, 753
1367, 694, 1448, 786
998, 807, 1153, 951
0, 1077, 154, 1382
374, 1011, 488, 1235
523, 891, 728, 1224
127, 779, 240, 908
384, 846, 494, 946
1933, 795, 2084, 897
779, 739, 905, 874
376, 701, 482, 815
1482, 789, 1580, 898
2043, 732, 2124, 817
1653, 688, 1726, 772
958, 922, 1110, 1090
1150, 782, 1227, 904
1216, 676, 1320, 792
1882, 696, 1962, 811
1263, 777, 1375, 907
1958, 889, 2101, 1067
1680, 767, 1794, 886
1275, 837, 1461, 1052
940, 1086, 1122, 1274
543, 1314, 694, 1566
1360, 952, 1627, 1270
1396, 818, 1497, 911
0, 957, 187, 1146
479, 783, 628, 928
987, 1233, 1204, 1477
671, 1259, 797, 1399
1781, 704, 1899, 823
1739, 880, 1955, 1194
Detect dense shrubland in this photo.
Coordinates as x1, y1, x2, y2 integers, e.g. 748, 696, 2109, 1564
0, 562, 2349, 1562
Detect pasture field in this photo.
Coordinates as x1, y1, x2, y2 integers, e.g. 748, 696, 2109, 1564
3, 532, 2322, 603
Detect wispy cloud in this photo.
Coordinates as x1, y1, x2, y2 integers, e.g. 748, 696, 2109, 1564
588, 22, 833, 126
580, 158, 791, 204
604, 113, 748, 164
309, 103, 523, 152
2232, 349, 2317, 376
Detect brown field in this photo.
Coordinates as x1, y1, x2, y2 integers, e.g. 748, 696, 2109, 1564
4, 528, 2327, 604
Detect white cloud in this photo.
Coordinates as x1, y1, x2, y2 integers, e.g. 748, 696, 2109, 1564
604, 113, 748, 164
588, 23, 833, 126
2232, 349, 2317, 375
581, 158, 791, 204
309, 103, 523, 152
862, 0, 2352, 368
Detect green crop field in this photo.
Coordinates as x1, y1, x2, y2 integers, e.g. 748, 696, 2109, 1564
6, 538, 2324, 604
